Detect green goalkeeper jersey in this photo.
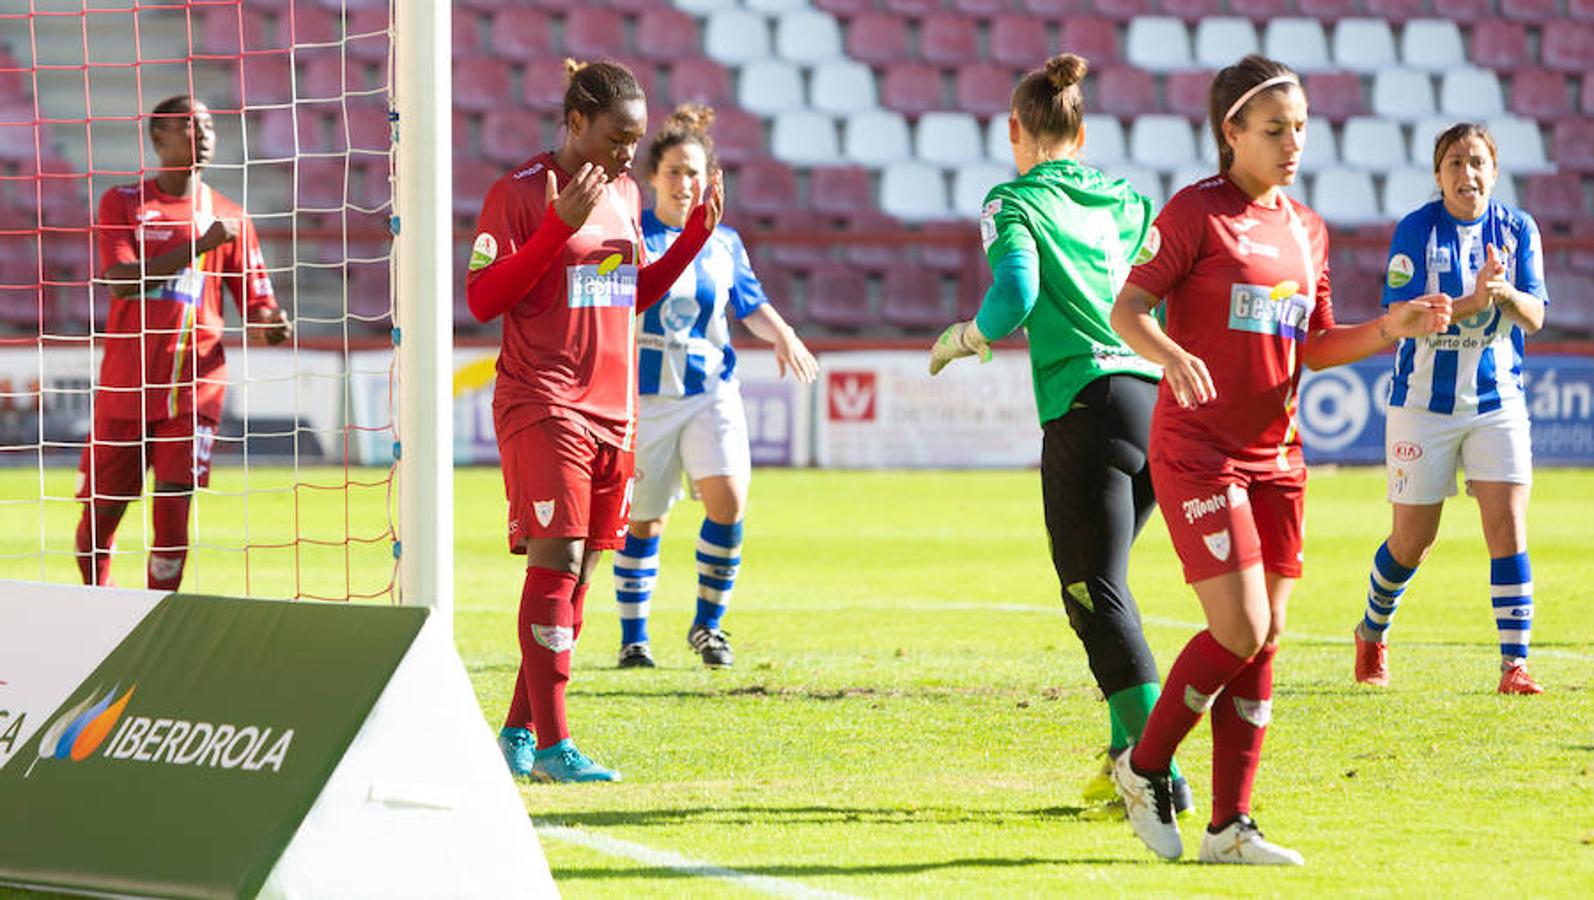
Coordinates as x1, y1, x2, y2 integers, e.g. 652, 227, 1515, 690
976, 157, 1161, 426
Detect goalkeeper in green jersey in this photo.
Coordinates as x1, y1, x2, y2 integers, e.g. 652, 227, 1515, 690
929, 51, 1190, 817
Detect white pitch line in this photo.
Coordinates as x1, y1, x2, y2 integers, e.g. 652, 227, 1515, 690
533, 820, 858, 900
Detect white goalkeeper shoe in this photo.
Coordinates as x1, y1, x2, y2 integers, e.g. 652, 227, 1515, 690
1111, 745, 1182, 860
1198, 816, 1304, 866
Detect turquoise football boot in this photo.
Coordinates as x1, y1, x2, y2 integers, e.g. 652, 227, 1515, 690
497, 727, 536, 778
531, 739, 621, 783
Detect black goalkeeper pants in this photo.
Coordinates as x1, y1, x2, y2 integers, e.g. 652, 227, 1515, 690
1040, 373, 1161, 696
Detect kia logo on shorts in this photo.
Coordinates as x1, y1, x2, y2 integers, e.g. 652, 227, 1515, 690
1392, 441, 1423, 461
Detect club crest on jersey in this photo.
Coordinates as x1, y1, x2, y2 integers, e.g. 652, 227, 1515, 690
661, 294, 700, 332
1427, 245, 1452, 273
1228, 283, 1310, 340
1387, 253, 1415, 288
1133, 225, 1161, 265
469, 232, 498, 271
533, 500, 556, 528
1203, 529, 1232, 562
567, 253, 637, 308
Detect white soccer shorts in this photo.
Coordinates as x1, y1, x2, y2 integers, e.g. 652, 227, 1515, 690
1384, 403, 1533, 505
631, 386, 752, 522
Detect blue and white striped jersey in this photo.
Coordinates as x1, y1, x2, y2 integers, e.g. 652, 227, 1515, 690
1382, 199, 1548, 416
638, 210, 767, 398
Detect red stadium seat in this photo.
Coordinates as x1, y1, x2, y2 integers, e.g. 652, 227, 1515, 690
523, 57, 572, 112
1305, 71, 1365, 122
286, 8, 340, 45
1471, 25, 1531, 73
300, 55, 346, 100
1228, 0, 1294, 21
635, 8, 699, 63
1161, 0, 1224, 20
989, 15, 1050, 69
917, 221, 978, 273
920, 15, 979, 66
453, 10, 482, 60
1362, 0, 1429, 20
453, 160, 501, 216
881, 63, 947, 116
195, 7, 282, 55
1094, 65, 1157, 118
240, 53, 294, 106
1165, 70, 1212, 121
669, 59, 734, 107
1542, 24, 1594, 73
846, 13, 912, 67
1501, 0, 1558, 21
1059, 17, 1120, 66
883, 0, 946, 14
953, 0, 1018, 14
345, 101, 392, 153
809, 165, 875, 219
1297, 0, 1361, 19
1511, 71, 1572, 121
954, 64, 1016, 117
1522, 172, 1587, 224
295, 158, 347, 210
1551, 119, 1594, 171
1092, 0, 1156, 22
815, 0, 880, 15
563, 9, 627, 61
481, 109, 544, 165
843, 211, 912, 270
453, 58, 514, 112
805, 264, 875, 332
881, 267, 949, 331
346, 9, 391, 63
490, 10, 552, 60
614, 58, 659, 101
706, 107, 764, 165
761, 212, 833, 268
731, 159, 799, 217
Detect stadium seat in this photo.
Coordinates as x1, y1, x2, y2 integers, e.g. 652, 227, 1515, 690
1059, 17, 1121, 65
804, 263, 875, 331
1521, 172, 1586, 224
704, 9, 771, 66
747, 0, 811, 11
1552, 119, 1594, 171
1362, 0, 1428, 20
952, 162, 1014, 218
920, 14, 979, 66
241, 53, 294, 106
1263, 18, 1332, 73
1305, 71, 1365, 122
843, 210, 914, 269
1095, 65, 1158, 118
1128, 114, 1197, 170
881, 267, 950, 332
1171, 164, 1218, 196
670, 59, 734, 107
1371, 68, 1436, 122
489, 10, 550, 60
563, 8, 626, 60
808, 165, 875, 218
738, 60, 806, 117
880, 162, 951, 221
1439, 68, 1505, 119
1382, 167, 1439, 218
1400, 19, 1465, 72
1300, 117, 1339, 172
1165, 70, 1213, 121
299, 55, 347, 101
1091, 0, 1156, 20
453, 58, 514, 113
1486, 116, 1550, 174
196, 6, 283, 54
1500, 0, 1558, 22
1494, 172, 1521, 207
517, 58, 571, 112
1575, 0, 1594, 20
1331, 18, 1397, 74
1297, 0, 1361, 19
986, 115, 1013, 163
844, 110, 914, 166
635, 8, 700, 63
810, 61, 879, 115
731, 159, 799, 216
916, 112, 986, 166
1125, 18, 1192, 73
881, 63, 947, 117
845, 13, 911, 66
345, 101, 391, 154
1021, 0, 1092, 13
1407, 116, 1450, 166
452, 160, 500, 216
775, 10, 844, 64
1542, 24, 1594, 73
1471, 25, 1532, 73
1162, 0, 1225, 21
1194, 18, 1259, 70
770, 111, 841, 166
1081, 114, 1128, 167
1343, 117, 1415, 172
883, 0, 945, 12
709, 108, 766, 165
952, 0, 1016, 13
813, 0, 875, 12
759, 211, 833, 268
1311, 168, 1382, 226
989, 15, 1050, 69
1103, 164, 1165, 208
954, 64, 1016, 117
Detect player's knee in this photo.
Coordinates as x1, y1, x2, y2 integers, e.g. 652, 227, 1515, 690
527, 538, 583, 575
1213, 621, 1267, 659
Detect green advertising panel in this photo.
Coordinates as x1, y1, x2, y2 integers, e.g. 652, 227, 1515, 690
0, 594, 427, 898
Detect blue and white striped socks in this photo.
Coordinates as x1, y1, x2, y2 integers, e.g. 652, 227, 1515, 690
694, 518, 742, 632
614, 533, 659, 646
1491, 552, 1533, 665
1362, 541, 1417, 642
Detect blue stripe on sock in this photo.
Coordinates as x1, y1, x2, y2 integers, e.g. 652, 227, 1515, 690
614, 566, 658, 579
1374, 542, 1417, 583
696, 550, 741, 566
623, 532, 661, 558
1500, 643, 1529, 659
695, 598, 727, 631
1490, 552, 1531, 585
699, 518, 742, 549
1491, 596, 1530, 609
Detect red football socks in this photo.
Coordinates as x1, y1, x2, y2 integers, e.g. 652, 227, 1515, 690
505, 577, 591, 733
146, 491, 191, 590
75, 502, 126, 586
515, 566, 579, 750
1131, 630, 1250, 773
1211, 644, 1276, 826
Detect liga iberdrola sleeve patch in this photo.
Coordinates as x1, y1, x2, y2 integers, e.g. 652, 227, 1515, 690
468, 232, 498, 272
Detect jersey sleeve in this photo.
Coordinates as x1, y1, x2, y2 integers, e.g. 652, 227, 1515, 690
1125, 190, 1201, 301
95, 188, 137, 274
466, 176, 540, 286
1380, 209, 1430, 306
1512, 210, 1549, 304
1310, 223, 1336, 330
980, 185, 1035, 267
225, 216, 276, 313
723, 228, 768, 318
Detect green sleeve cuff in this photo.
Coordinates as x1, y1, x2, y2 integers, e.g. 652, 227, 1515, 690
973, 248, 1040, 341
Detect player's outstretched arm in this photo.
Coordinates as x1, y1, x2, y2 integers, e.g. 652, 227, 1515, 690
928, 248, 1038, 376
1302, 292, 1453, 370
1111, 282, 1214, 407
743, 305, 817, 383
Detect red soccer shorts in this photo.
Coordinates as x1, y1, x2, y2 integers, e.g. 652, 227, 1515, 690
1150, 446, 1306, 584
76, 414, 218, 502
499, 414, 634, 554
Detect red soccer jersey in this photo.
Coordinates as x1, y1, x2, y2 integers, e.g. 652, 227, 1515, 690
467, 152, 646, 450
1127, 175, 1336, 465
94, 180, 276, 423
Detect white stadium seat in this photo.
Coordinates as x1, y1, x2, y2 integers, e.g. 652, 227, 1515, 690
1372, 68, 1436, 122
810, 61, 877, 115
676, 0, 739, 13
1488, 115, 1552, 174
1439, 67, 1505, 119
1409, 116, 1452, 167
915, 112, 985, 166
1263, 18, 1332, 73
1332, 18, 1398, 74
986, 114, 1012, 164
1103, 164, 1166, 209
1125, 18, 1193, 73
1129, 114, 1198, 169
703, 10, 770, 66
1082, 114, 1127, 168
1312, 167, 1382, 226
770, 110, 840, 165
1172, 164, 1218, 196
1494, 172, 1520, 205
881, 162, 950, 221
744, 0, 809, 12
1400, 19, 1466, 73
737, 60, 805, 116
844, 110, 913, 167
1383, 167, 1439, 218
952, 162, 1016, 218
1341, 116, 1409, 172
1300, 117, 1338, 173
1194, 18, 1259, 71
774, 10, 843, 64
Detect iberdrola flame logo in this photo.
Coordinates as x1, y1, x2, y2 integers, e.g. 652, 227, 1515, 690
25, 684, 136, 777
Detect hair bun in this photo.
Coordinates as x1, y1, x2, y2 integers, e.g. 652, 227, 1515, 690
1045, 53, 1088, 90
668, 103, 716, 135
563, 58, 588, 83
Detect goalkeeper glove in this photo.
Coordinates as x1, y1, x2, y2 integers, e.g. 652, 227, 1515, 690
928, 320, 992, 376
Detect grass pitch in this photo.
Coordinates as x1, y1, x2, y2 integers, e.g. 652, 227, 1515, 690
3, 465, 1593, 896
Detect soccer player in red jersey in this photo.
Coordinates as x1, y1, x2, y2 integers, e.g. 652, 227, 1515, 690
1106, 56, 1452, 864
77, 95, 289, 591
466, 60, 722, 783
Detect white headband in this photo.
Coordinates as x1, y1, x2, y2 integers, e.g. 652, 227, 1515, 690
1224, 74, 1300, 123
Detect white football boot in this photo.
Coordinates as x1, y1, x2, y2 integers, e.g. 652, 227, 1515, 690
1198, 816, 1305, 866
1110, 746, 1182, 860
